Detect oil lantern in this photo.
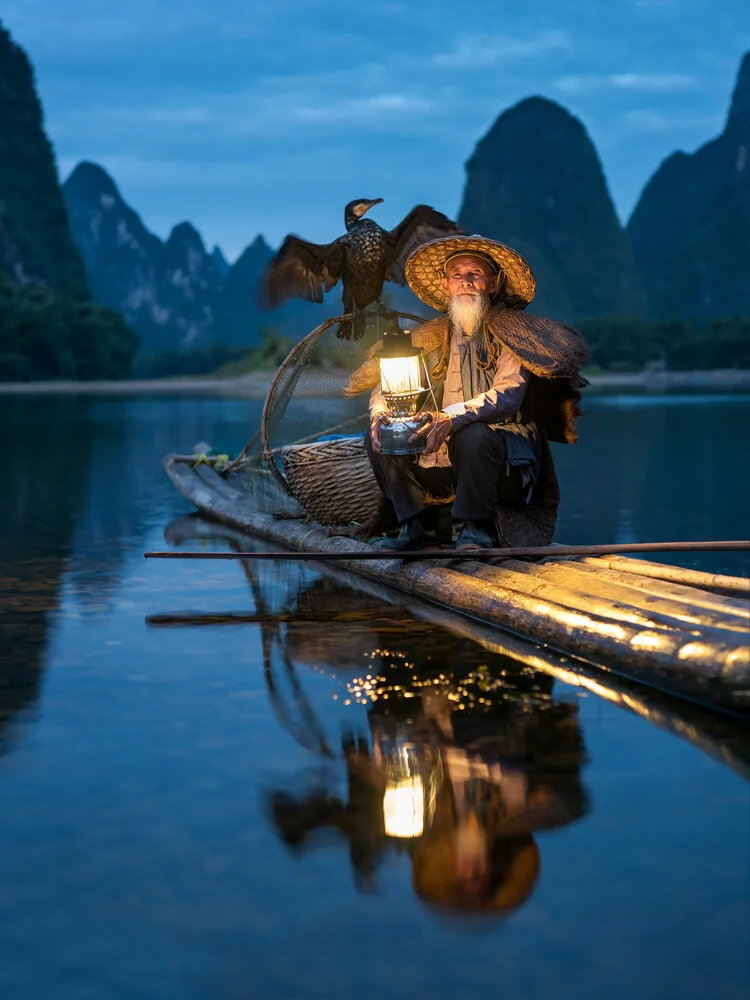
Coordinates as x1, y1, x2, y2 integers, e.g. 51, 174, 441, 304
377, 323, 429, 455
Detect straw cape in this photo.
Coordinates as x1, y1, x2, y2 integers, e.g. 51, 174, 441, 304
405, 234, 537, 312
345, 308, 589, 400
344, 239, 590, 545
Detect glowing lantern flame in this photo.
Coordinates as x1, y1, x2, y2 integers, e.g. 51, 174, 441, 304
379, 354, 422, 396
383, 776, 425, 839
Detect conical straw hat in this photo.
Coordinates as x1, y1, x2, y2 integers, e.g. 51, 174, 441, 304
405, 234, 536, 312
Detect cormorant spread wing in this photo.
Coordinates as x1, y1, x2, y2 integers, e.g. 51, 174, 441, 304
385, 205, 465, 284
264, 235, 345, 307
260, 199, 463, 338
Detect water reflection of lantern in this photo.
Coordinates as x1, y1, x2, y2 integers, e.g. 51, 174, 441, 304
376, 323, 429, 456
377, 727, 441, 840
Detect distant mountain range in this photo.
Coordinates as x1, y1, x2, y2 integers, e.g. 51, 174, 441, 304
61, 165, 426, 353
63, 161, 224, 353
1, 16, 749, 357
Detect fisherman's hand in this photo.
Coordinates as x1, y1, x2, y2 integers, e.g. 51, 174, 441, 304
410, 411, 452, 454
369, 413, 383, 453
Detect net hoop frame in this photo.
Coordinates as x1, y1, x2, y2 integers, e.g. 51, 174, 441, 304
260, 309, 428, 496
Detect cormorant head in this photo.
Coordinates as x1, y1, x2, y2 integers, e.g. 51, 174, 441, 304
345, 197, 383, 229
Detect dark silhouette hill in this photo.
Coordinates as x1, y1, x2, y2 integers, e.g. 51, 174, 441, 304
628, 53, 750, 320
459, 96, 647, 321
0, 24, 138, 380
0, 23, 88, 297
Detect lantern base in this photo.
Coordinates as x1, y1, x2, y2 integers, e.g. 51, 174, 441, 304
379, 416, 427, 455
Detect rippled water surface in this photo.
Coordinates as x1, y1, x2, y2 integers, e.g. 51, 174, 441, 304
0, 392, 748, 1000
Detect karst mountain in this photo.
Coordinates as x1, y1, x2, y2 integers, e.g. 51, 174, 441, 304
2, 12, 750, 365
628, 53, 750, 320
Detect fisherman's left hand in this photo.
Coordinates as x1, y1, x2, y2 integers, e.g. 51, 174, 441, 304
410, 411, 453, 454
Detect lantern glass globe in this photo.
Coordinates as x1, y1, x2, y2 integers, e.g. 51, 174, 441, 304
379, 355, 422, 396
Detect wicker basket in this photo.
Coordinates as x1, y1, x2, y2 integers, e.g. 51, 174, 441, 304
281, 437, 381, 526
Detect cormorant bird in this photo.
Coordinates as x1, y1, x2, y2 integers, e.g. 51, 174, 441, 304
261, 198, 464, 338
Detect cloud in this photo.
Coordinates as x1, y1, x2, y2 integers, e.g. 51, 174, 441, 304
49, 80, 442, 142
610, 72, 698, 90
433, 30, 571, 68
630, 0, 683, 11
56, 151, 334, 188
295, 93, 435, 123
623, 108, 717, 131
2, 0, 286, 49
554, 72, 698, 93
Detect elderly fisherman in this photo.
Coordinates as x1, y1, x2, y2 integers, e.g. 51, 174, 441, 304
345, 235, 590, 551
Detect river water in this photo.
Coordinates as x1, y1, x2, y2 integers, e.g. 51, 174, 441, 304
0, 391, 748, 1000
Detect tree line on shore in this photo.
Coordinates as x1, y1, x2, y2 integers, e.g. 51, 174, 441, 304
0, 276, 139, 381
131, 314, 750, 382
3, 292, 748, 382
576, 315, 750, 373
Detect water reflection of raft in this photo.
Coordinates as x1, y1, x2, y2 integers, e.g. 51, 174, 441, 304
163, 455, 750, 716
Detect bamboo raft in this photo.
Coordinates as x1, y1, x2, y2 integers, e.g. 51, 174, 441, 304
162, 455, 750, 716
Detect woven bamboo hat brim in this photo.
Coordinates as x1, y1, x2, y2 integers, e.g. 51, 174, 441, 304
405, 235, 536, 312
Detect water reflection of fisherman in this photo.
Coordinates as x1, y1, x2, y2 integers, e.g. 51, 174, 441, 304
373, 682, 587, 915
266, 593, 590, 916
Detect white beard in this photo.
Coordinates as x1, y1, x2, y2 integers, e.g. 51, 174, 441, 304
447, 292, 490, 336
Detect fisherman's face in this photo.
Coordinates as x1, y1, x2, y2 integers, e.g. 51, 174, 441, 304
441, 255, 500, 299
443, 254, 500, 334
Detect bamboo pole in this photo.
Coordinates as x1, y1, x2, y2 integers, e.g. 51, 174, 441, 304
545, 558, 750, 616
579, 554, 750, 595
453, 559, 745, 643
493, 559, 749, 634
144, 538, 750, 564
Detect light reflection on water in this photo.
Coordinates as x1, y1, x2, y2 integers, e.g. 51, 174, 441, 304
0, 392, 748, 1000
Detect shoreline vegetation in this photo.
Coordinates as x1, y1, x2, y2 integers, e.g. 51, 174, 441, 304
1, 368, 749, 398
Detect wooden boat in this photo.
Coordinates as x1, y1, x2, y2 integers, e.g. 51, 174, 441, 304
162, 453, 750, 716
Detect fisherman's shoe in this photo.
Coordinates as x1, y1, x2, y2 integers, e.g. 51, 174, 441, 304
455, 519, 495, 550
386, 513, 441, 552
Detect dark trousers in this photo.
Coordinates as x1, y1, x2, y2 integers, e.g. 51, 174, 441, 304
364, 422, 525, 524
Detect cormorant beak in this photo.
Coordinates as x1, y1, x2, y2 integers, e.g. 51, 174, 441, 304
357, 198, 384, 217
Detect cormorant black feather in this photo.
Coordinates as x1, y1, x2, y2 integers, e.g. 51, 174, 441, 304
260, 198, 464, 339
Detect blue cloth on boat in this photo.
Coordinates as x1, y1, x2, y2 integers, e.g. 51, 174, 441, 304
316, 433, 362, 443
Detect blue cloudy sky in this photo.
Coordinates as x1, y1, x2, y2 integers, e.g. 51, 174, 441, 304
5, 0, 749, 259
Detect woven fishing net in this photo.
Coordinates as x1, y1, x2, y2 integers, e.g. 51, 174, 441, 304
228, 309, 425, 525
